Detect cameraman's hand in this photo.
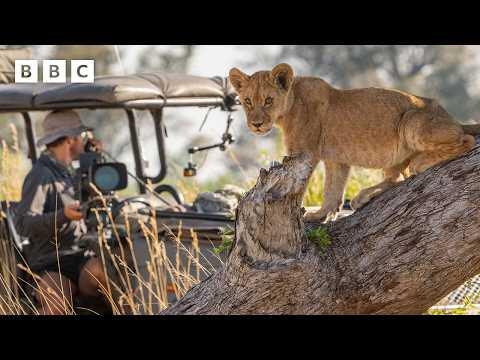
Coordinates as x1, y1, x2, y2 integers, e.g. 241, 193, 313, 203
88, 138, 103, 153
64, 203, 84, 221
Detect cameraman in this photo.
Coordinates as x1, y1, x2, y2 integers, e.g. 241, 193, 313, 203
15, 110, 108, 315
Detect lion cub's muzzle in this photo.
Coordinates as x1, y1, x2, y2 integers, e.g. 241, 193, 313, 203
247, 115, 273, 135
248, 123, 273, 135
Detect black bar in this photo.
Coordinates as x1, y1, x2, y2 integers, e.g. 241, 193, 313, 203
148, 109, 167, 184
126, 109, 146, 194
22, 112, 37, 164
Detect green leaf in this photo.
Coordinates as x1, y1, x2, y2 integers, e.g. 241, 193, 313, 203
306, 226, 332, 254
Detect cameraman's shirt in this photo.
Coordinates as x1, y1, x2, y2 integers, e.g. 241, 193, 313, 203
14, 151, 87, 271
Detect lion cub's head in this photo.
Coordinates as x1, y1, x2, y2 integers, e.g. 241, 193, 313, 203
229, 63, 294, 136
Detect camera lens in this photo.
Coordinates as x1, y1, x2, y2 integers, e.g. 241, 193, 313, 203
93, 165, 120, 192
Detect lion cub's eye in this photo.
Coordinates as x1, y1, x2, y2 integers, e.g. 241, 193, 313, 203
244, 98, 252, 106
264, 97, 273, 106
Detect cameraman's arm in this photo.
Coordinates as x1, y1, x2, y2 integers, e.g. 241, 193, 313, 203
14, 172, 69, 239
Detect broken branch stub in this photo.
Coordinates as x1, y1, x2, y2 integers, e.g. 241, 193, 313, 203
229, 154, 314, 267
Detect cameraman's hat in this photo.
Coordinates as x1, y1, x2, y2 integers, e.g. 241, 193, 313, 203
37, 110, 92, 147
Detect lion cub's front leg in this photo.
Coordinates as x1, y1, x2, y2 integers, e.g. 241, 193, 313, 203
304, 161, 350, 223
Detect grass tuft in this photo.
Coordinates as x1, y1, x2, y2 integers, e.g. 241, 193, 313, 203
306, 226, 332, 254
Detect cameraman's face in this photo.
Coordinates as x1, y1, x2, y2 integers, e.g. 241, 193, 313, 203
69, 134, 86, 161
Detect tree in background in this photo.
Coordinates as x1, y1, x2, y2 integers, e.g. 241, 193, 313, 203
50, 45, 116, 75
132, 45, 195, 73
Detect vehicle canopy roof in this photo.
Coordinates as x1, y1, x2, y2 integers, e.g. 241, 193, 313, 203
0, 72, 238, 112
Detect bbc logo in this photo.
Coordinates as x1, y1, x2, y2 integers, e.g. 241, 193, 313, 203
15, 60, 95, 83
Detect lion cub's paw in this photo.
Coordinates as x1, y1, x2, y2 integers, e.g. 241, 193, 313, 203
350, 187, 384, 210
349, 196, 366, 211
303, 208, 339, 223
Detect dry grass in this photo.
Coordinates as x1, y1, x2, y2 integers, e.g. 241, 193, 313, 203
0, 125, 28, 202
0, 199, 219, 315
0, 125, 219, 315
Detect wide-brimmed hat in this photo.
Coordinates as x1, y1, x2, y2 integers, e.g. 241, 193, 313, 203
37, 110, 93, 147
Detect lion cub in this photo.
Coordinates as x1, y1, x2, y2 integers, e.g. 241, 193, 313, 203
229, 63, 479, 222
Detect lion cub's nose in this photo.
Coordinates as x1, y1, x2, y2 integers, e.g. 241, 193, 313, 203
252, 122, 263, 129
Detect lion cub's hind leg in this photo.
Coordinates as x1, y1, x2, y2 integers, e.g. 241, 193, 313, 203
350, 164, 407, 211
403, 110, 476, 175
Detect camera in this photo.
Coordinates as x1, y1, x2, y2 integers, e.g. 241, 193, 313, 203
73, 140, 131, 251
76, 141, 129, 231
78, 151, 128, 203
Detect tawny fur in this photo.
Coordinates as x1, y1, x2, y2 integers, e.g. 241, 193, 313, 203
229, 63, 479, 222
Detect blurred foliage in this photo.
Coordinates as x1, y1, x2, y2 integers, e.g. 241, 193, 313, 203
131, 45, 195, 73
50, 45, 115, 76
0, 126, 29, 201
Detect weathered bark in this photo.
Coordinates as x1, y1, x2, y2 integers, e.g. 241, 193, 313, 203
163, 146, 480, 315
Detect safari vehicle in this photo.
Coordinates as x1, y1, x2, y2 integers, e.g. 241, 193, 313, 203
0, 49, 239, 314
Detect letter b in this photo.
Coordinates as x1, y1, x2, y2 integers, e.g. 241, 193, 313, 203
15, 60, 38, 83
22, 65, 31, 78
50, 65, 59, 78
43, 60, 66, 83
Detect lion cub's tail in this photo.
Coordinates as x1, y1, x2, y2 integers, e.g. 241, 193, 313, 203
462, 124, 480, 136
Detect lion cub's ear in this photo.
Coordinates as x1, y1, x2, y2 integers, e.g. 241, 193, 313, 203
229, 68, 250, 93
271, 63, 294, 92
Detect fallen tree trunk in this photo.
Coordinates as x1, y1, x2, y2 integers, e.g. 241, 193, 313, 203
164, 146, 480, 315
